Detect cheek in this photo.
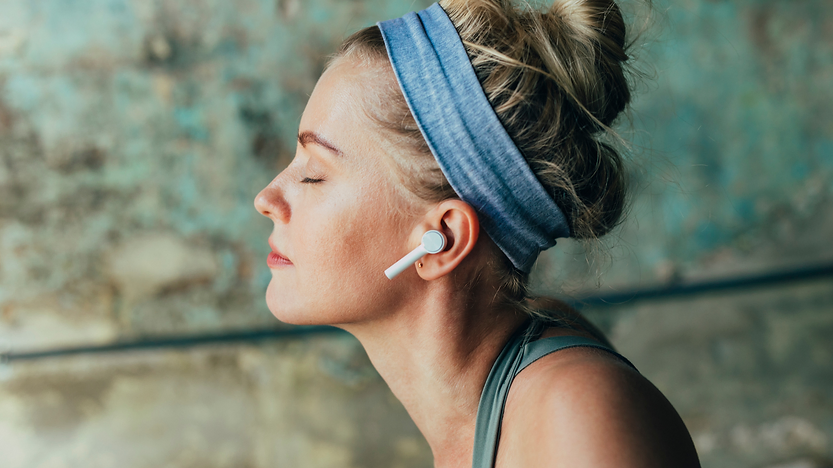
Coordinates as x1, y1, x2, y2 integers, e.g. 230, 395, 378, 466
298, 184, 404, 297
336, 202, 391, 273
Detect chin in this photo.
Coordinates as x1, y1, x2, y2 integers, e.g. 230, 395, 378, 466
265, 294, 314, 326
264, 276, 382, 327
265, 286, 332, 326
265, 295, 375, 329
268, 307, 321, 326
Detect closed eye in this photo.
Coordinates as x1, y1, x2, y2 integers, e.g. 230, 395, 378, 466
300, 177, 324, 184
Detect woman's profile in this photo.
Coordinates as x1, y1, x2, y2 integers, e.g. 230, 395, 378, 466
254, 0, 701, 466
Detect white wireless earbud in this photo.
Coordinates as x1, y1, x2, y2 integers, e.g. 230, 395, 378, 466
384, 230, 447, 280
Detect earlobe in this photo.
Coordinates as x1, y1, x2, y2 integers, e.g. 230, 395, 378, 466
417, 200, 480, 281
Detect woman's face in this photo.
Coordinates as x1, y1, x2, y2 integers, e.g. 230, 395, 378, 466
254, 58, 423, 326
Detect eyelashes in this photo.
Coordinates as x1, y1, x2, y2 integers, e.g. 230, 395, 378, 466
300, 177, 324, 184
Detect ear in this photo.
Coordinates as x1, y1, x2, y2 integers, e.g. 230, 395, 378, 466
415, 199, 480, 281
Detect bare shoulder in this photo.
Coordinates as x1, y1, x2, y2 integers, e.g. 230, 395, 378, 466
496, 337, 701, 468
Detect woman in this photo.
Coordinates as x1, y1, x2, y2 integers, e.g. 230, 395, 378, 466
254, 0, 701, 466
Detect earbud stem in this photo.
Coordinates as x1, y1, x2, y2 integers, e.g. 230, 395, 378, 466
384, 244, 428, 279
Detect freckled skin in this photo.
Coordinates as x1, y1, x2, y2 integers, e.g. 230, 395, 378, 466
254, 60, 423, 327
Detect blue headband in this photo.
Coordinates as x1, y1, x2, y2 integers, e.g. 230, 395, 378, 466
377, 3, 571, 273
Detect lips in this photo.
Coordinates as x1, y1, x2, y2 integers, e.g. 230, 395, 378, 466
267, 239, 293, 268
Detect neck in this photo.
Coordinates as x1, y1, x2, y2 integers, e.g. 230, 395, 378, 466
340, 279, 528, 468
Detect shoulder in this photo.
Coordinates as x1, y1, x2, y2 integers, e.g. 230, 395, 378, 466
496, 334, 701, 468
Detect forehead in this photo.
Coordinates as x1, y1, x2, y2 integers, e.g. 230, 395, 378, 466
299, 59, 381, 153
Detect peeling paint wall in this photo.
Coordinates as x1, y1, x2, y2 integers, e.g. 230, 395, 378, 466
0, 0, 439, 349
0, 0, 831, 467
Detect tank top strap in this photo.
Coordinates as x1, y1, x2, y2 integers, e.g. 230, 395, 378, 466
471, 329, 638, 468
470, 329, 527, 468
518, 335, 638, 375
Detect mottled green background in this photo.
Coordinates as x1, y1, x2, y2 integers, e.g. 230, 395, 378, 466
0, 0, 831, 467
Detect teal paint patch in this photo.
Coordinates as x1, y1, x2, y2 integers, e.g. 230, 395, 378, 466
733, 198, 757, 224
694, 221, 726, 252
4, 74, 43, 112
815, 140, 833, 169
173, 107, 209, 142
791, 162, 810, 181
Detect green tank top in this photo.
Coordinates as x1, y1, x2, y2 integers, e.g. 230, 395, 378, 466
471, 321, 638, 468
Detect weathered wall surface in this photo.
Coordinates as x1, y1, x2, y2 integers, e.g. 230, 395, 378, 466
537, 0, 833, 292
1, 335, 432, 468
0, 0, 437, 351
0, 0, 831, 467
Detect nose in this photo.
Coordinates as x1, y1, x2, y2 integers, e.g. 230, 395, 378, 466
254, 180, 291, 222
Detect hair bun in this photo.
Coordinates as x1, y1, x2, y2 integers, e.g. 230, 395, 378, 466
536, 0, 631, 129
550, 0, 628, 51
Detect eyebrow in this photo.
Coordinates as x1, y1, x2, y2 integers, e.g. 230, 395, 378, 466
298, 131, 344, 157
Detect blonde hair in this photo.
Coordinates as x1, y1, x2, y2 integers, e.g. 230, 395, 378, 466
334, 0, 634, 316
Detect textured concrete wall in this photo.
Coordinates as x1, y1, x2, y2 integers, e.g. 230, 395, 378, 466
0, 0, 436, 351
0, 336, 432, 468
536, 0, 833, 292
0, 0, 831, 467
